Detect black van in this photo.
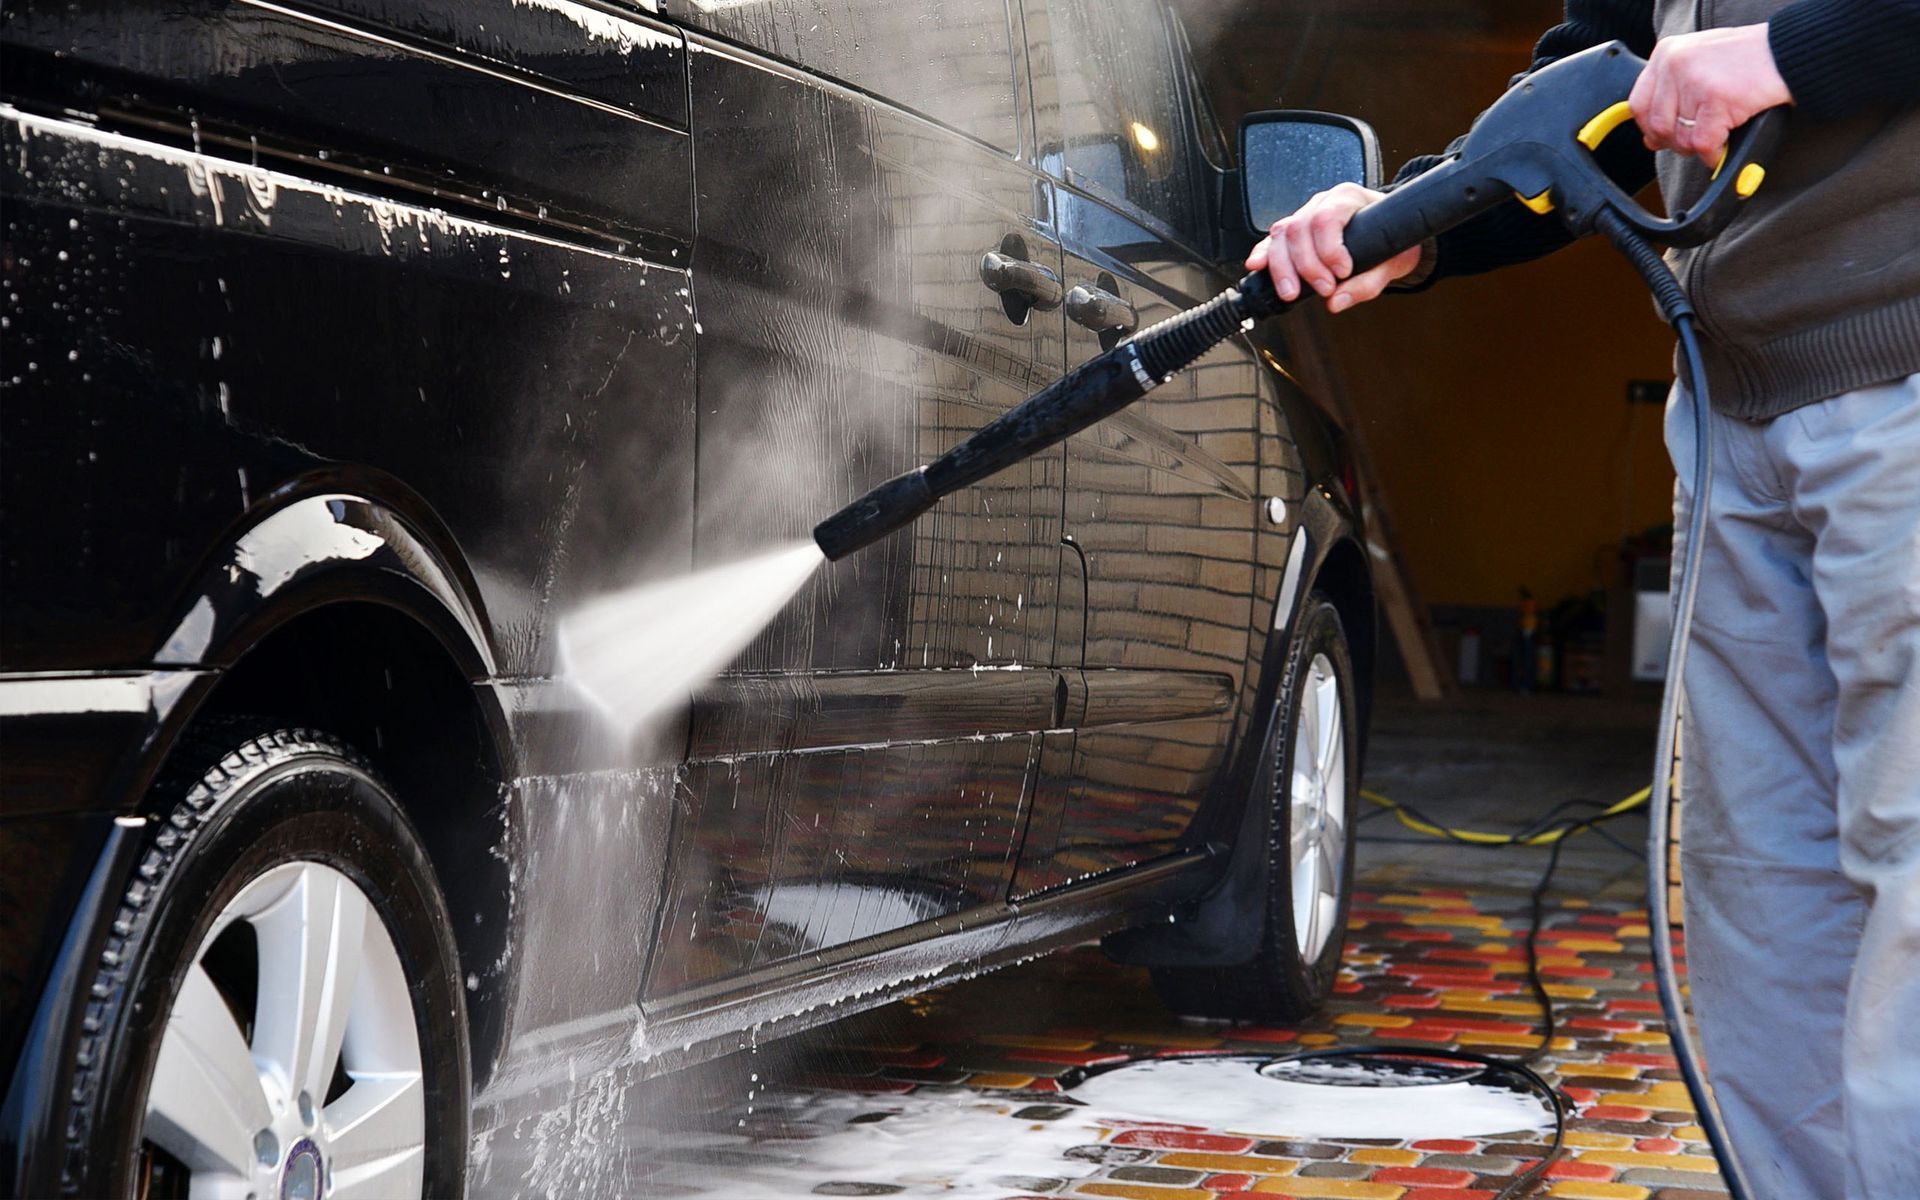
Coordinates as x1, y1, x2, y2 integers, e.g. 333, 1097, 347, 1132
0, 0, 1379, 1194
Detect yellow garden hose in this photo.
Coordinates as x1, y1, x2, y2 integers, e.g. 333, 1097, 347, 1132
1360, 786, 1649, 846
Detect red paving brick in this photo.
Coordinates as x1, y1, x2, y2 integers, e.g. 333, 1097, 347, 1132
1113, 1130, 1256, 1153
1547, 1159, 1620, 1180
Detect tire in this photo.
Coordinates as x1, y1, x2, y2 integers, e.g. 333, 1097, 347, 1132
61, 724, 469, 1199
1151, 594, 1360, 1022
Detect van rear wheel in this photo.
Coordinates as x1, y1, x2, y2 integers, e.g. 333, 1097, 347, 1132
1151, 595, 1359, 1022
63, 726, 469, 1199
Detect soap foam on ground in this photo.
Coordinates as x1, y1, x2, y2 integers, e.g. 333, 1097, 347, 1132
647, 1054, 1554, 1196
1068, 1054, 1556, 1140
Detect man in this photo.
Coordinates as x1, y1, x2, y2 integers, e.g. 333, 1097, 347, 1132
1248, 3, 1920, 1196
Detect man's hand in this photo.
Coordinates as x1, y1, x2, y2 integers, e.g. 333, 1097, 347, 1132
1245, 182, 1422, 314
1629, 24, 1793, 167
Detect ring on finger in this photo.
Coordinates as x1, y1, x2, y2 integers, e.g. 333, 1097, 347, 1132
1676, 115, 1698, 128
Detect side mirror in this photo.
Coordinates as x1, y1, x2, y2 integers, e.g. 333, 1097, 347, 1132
1237, 111, 1383, 235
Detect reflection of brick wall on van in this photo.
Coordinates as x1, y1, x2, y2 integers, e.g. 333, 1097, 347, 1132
1071, 339, 1259, 682
864, 111, 1069, 671
903, 389, 1060, 669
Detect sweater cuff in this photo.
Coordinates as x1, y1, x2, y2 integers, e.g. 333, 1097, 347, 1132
1770, 0, 1893, 120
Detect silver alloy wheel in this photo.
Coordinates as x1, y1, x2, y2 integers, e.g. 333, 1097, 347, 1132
142, 861, 425, 1200
1288, 651, 1348, 960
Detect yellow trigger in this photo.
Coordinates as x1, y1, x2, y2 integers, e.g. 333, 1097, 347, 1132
1516, 189, 1555, 215
1576, 101, 1637, 152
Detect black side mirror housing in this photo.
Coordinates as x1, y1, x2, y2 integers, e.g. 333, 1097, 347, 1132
1235, 111, 1383, 238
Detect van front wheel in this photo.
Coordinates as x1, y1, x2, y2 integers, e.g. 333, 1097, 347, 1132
63, 726, 469, 1200
1151, 594, 1359, 1022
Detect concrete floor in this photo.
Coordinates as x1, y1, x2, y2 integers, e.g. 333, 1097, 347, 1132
505, 689, 1721, 1199
1357, 685, 1660, 901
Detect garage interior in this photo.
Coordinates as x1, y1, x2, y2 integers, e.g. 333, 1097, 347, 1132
475, 4, 1714, 1198
1200, 0, 1685, 697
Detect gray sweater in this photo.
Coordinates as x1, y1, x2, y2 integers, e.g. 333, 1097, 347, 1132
1399, 0, 1920, 417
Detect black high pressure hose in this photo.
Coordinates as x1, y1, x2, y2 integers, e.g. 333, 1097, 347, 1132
1595, 208, 1754, 1200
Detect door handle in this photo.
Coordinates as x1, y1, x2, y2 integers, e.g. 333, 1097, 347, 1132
979, 250, 1063, 310
1064, 283, 1138, 335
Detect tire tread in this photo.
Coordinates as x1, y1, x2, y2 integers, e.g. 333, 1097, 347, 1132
60, 722, 377, 1195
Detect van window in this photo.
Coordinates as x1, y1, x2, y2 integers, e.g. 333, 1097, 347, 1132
665, 0, 1020, 153
1041, 0, 1202, 242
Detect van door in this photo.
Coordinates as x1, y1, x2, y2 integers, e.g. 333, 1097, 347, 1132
1014, 0, 1267, 894
646, 0, 1070, 999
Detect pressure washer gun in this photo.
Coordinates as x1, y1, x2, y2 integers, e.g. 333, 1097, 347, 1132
813, 40, 1785, 562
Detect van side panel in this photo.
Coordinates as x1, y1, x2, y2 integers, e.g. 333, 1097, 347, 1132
0, 0, 695, 677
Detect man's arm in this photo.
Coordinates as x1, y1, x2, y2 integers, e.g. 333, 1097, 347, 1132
1769, 0, 1920, 119
1247, 0, 1657, 308
1249, 0, 1919, 309
1392, 0, 1658, 288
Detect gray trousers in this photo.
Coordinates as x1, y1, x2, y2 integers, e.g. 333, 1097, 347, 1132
1667, 372, 1920, 1200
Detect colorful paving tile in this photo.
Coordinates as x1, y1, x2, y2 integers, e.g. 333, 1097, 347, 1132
627, 885, 1725, 1199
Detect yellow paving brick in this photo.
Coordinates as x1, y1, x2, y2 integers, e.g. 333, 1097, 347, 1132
968, 1072, 1036, 1089
1475, 941, 1517, 953
1439, 997, 1546, 1016
1297, 1032, 1339, 1046
1547, 1182, 1651, 1199
1335, 1013, 1414, 1028
1557, 1063, 1641, 1080
1102, 1031, 1224, 1049
1157, 1152, 1299, 1174
1614, 1031, 1672, 1045
1405, 913, 1506, 930
1078, 1185, 1215, 1200
1549, 1037, 1577, 1052
978, 1034, 1096, 1051
1562, 898, 1591, 908
1599, 1082, 1695, 1110
1544, 984, 1598, 1000
1252, 1179, 1406, 1198
1563, 1131, 1635, 1150
1672, 1124, 1709, 1142
1345, 953, 1384, 966
1576, 1150, 1720, 1173
1549, 939, 1624, 952
1348, 1148, 1420, 1166
1457, 1031, 1545, 1049
1617, 924, 1652, 937
1379, 893, 1466, 907
1490, 959, 1581, 974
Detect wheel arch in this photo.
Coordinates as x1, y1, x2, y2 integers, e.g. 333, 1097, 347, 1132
1105, 485, 1376, 970
1310, 534, 1377, 766
146, 487, 519, 1090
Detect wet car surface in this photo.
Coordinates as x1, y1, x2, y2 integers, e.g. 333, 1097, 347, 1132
2, 1, 1375, 1195
470, 695, 1715, 1199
